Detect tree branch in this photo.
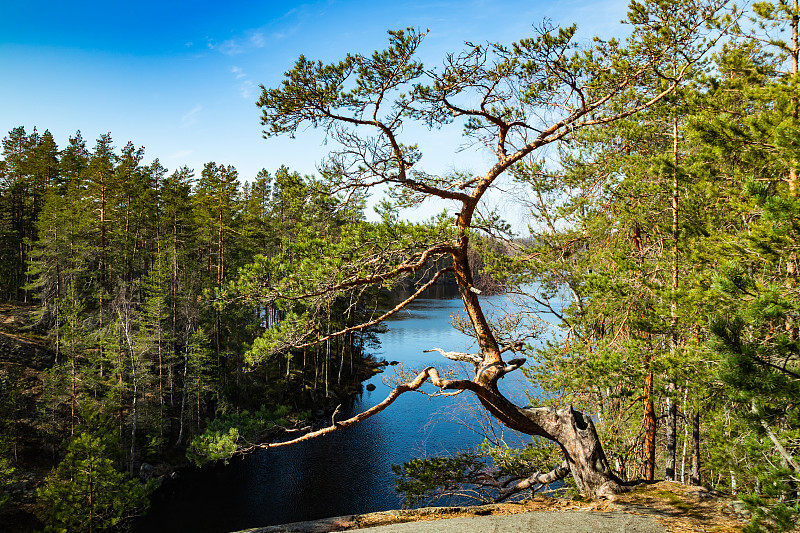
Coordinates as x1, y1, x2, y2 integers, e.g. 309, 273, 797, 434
424, 347, 482, 366
271, 243, 454, 302
753, 400, 800, 472
293, 266, 454, 348
493, 461, 570, 502
240, 366, 468, 452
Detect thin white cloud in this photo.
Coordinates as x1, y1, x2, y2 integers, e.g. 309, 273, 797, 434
207, 38, 244, 56
270, 18, 305, 41
229, 67, 256, 100
271, 29, 292, 40
181, 105, 203, 126
249, 31, 266, 48
240, 80, 257, 100
206, 4, 311, 55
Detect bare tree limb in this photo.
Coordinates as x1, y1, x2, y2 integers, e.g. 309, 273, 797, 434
424, 347, 482, 366
493, 461, 570, 502
499, 358, 526, 376
753, 400, 800, 472
239, 366, 469, 453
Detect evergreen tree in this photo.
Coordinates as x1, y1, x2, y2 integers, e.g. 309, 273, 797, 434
85, 133, 117, 310
222, 0, 733, 497
0, 126, 56, 300
680, 3, 800, 526
36, 424, 153, 533
158, 165, 197, 411
58, 131, 90, 194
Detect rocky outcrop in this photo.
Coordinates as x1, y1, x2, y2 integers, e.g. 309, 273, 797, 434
232, 481, 751, 533
0, 304, 54, 370
0, 332, 53, 370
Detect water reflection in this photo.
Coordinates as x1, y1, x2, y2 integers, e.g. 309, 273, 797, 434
136, 295, 536, 533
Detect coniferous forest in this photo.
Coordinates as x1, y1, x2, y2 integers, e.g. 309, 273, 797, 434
1, 0, 799, 531
0, 130, 386, 530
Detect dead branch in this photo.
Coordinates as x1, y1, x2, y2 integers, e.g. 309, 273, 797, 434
494, 461, 570, 502
424, 347, 482, 366
271, 243, 454, 303
238, 366, 473, 453
499, 341, 525, 354
498, 358, 527, 376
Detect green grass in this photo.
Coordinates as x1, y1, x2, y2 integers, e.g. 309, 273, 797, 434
649, 489, 695, 513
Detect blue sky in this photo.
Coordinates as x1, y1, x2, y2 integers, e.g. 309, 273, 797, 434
1, 0, 628, 217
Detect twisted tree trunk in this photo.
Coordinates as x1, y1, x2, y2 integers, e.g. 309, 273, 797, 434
469, 365, 623, 497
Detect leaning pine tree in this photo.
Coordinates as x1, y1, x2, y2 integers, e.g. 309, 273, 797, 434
232, 0, 732, 498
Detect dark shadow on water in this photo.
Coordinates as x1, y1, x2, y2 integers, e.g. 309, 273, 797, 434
135, 293, 537, 533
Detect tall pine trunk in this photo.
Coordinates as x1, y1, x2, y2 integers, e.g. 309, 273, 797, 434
665, 116, 681, 481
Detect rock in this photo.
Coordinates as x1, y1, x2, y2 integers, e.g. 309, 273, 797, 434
237, 514, 359, 532
728, 500, 752, 518
139, 462, 156, 481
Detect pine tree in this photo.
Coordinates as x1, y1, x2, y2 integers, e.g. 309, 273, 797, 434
222, 0, 733, 497
0, 127, 56, 300
685, 8, 800, 525
36, 425, 153, 533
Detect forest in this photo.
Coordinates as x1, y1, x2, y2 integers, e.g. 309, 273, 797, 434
0, 131, 390, 529
1, 0, 799, 531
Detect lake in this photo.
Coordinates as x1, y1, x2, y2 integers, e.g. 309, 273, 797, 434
136, 293, 537, 533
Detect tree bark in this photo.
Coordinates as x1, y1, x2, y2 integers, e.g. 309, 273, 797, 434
691, 409, 701, 486
665, 390, 677, 481
545, 407, 622, 497
643, 370, 657, 480
666, 116, 680, 482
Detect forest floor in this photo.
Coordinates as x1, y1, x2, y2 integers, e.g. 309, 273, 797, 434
237, 481, 758, 533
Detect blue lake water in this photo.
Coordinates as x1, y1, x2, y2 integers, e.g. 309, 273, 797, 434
136, 294, 538, 533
